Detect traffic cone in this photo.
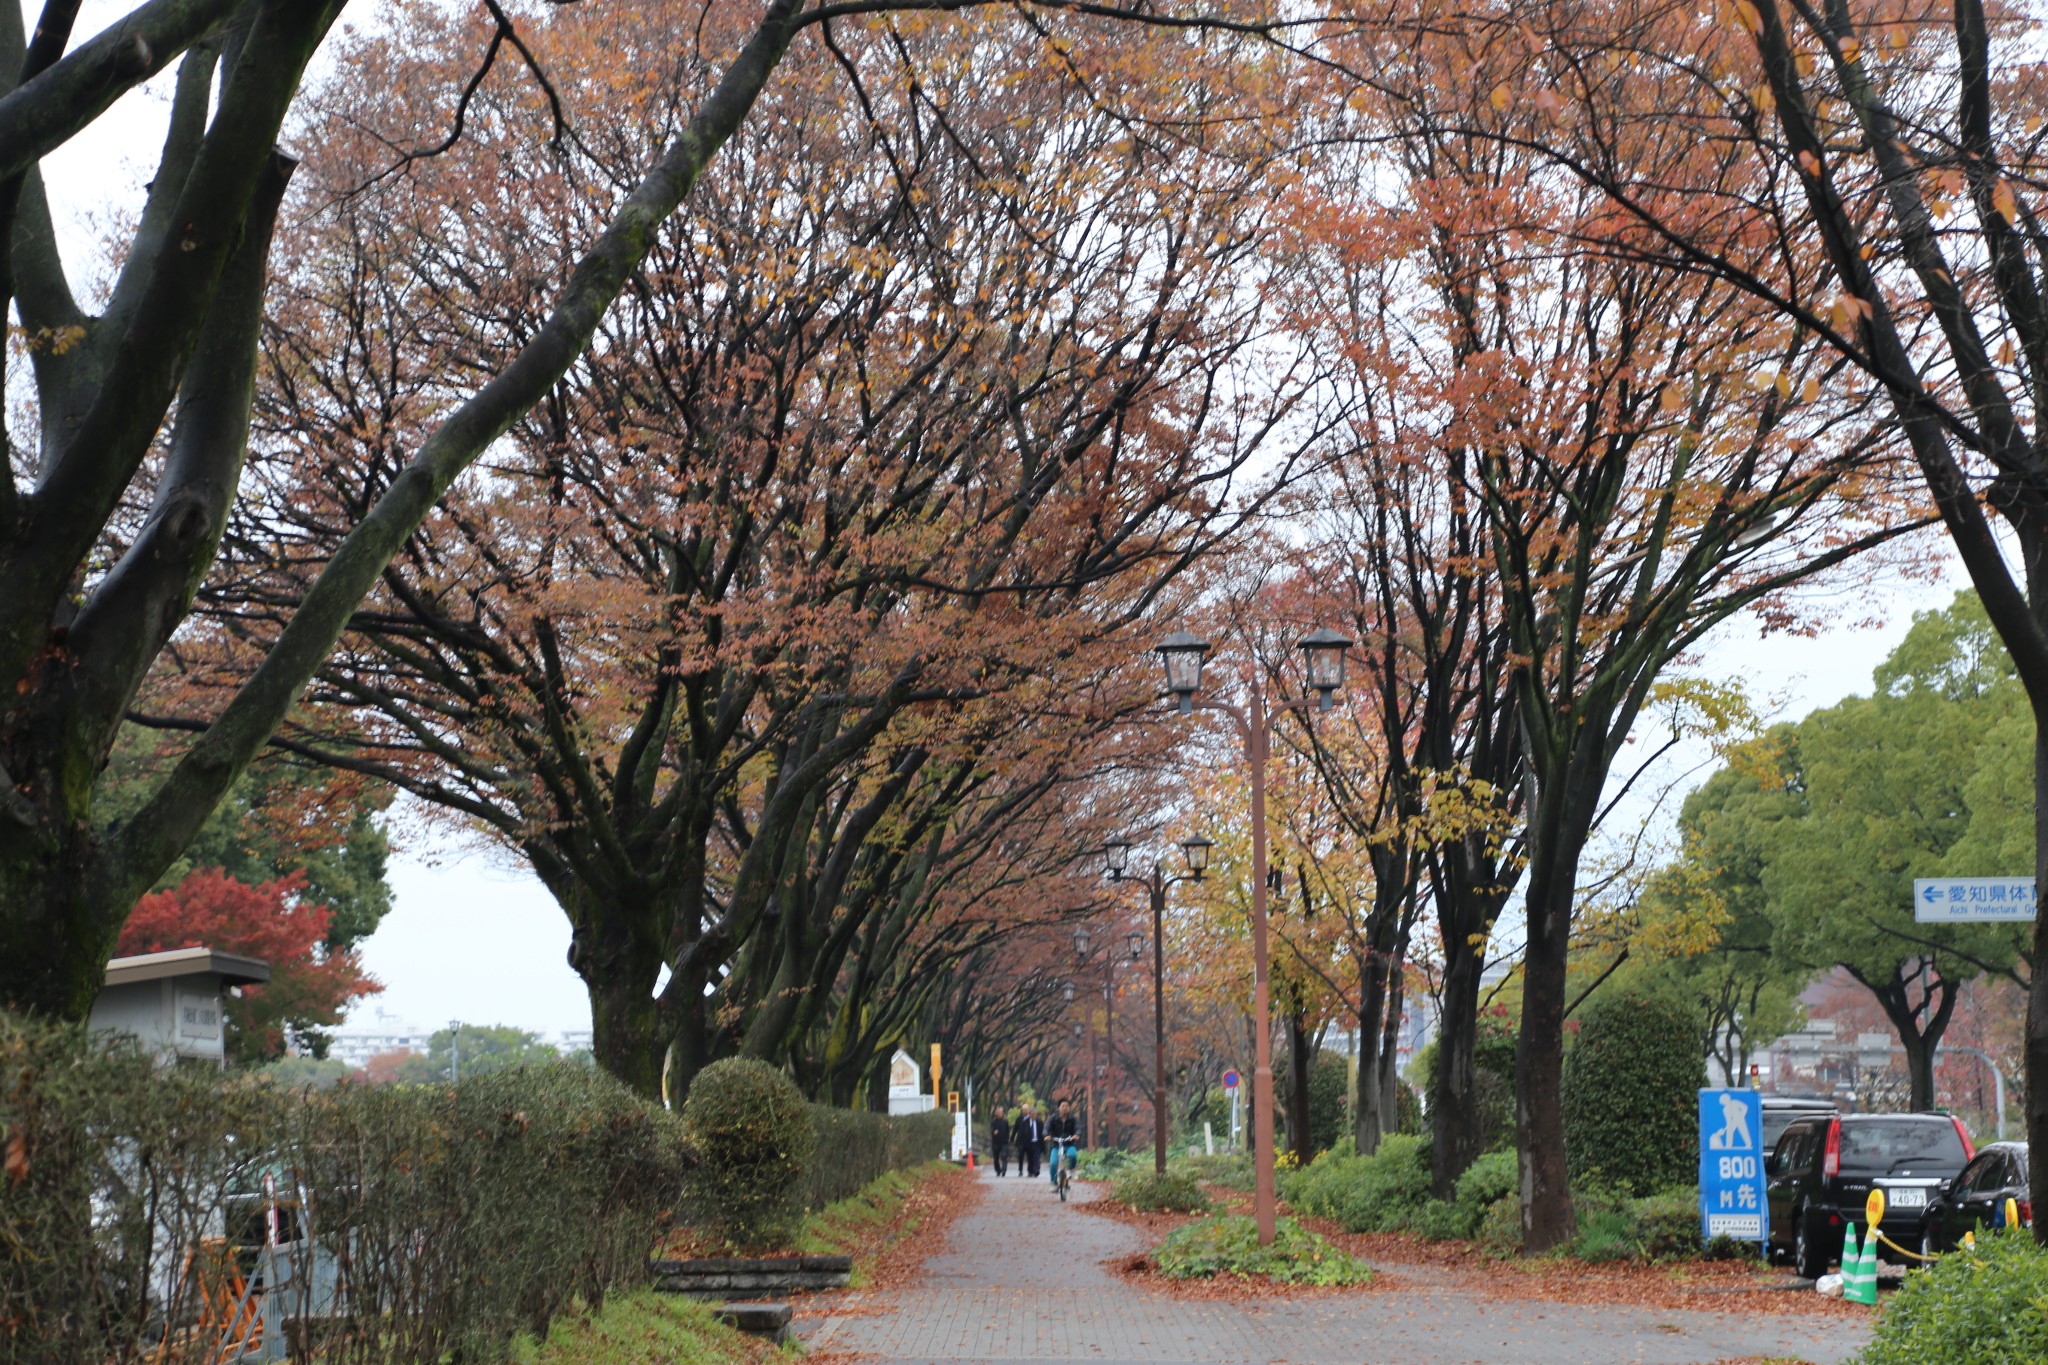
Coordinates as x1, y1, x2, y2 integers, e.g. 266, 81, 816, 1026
1845, 1224, 1878, 1305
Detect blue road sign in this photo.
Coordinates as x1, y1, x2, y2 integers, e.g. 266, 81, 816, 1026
1699, 1089, 1768, 1245
1914, 877, 2037, 923
1222, 1069, 1241, 1091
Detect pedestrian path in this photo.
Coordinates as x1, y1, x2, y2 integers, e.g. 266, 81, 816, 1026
809, 1167, 1872, 1364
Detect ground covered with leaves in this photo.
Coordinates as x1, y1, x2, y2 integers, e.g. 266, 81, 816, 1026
510, 1291, 780, 1365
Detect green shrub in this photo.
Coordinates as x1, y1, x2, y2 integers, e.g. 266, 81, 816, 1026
1572, 1206, 1641, 1263
1075, 1147, 1136, 1181
1280, 1132, 1433, 1233
1172, 1151, 1254, 1190
1334, 1133, 1434, 1233
1407, 1199, 1474, 1240
1277, 1137, 1358, 1214
1563, 1183, 1705, 1263
1561, 992, 1704, 1196
1478, 1193, 1524, 1256
800, 1105, 950, 1210
1629, 1188, 1705, 1260
1111, 1168, 1213, 1213
1153, 1214, 1373, 1285
1856, 1229, 2048, 1365
1307, 1053, 1349, 1153
681, 1057, 816, 1246
0, 1011, 686, 1365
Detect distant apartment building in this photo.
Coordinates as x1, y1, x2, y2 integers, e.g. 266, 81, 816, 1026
328, 1015, 432, 1069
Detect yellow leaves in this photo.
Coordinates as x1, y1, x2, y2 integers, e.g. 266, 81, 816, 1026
1660, 383, 1686, 413
1800, 375, 1821, 403
1795, 52, 1815, 79
2029, 115, 2045, 137
1773, 371, 1792, 399
1490, 83, 1511, 112
1750, 83, 1776, 114
1796, 148, 1824, 178
1997, 337, 2017, 366
1993, 179, 2020, 225
1838, 36, 1861, 63
1887, 24, 1909, 52
1728, 0, 1763, 34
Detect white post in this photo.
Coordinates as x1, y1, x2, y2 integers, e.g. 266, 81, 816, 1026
1204, 1120, 1214, 1156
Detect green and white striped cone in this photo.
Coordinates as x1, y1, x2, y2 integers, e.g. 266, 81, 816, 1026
1844, 1224, 1879, 1305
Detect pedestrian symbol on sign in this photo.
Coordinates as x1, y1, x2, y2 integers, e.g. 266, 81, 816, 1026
1708, 1091, 1753, 1151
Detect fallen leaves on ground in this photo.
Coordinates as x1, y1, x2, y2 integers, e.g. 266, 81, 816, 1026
804, 1163, 984, 1301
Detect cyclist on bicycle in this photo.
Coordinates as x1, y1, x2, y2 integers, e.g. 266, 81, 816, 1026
1047, 1099, 1081, 1190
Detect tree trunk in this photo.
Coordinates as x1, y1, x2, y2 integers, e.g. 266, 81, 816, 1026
1289, 1010, 1313, 1165
1431, 912, 1485, 1198
2032, 711, 2048, 1246
1353, 952, 1393, 1153
0, 821, 124, 1020
1516, 825, 1580, 1255
567, 909, 667, 1101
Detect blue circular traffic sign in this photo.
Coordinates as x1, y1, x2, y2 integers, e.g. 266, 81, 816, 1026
1222, 1069, 1241, 1090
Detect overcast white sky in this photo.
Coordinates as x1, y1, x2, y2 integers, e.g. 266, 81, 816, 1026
29, 1, 1978, 1039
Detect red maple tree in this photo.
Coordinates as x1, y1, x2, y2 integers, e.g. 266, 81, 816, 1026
116, 868, 380, 1062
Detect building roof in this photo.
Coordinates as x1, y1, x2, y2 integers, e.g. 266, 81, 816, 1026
103, 947, 271, 989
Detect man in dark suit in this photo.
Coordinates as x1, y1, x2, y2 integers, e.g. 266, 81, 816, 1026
990, 1106, 1012, 1176
1015, 1106, 1046, 1179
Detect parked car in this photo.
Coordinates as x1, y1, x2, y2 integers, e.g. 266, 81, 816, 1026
1920, 1141, 2031, 1255
1760, 1095, 1839, 1152
1765, 1112, 1974, 1279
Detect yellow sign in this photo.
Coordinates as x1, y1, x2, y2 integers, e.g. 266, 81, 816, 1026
1865, 1187, 1886, 1229
947, 1091, 960, 1113
930, 1043, 942, 1092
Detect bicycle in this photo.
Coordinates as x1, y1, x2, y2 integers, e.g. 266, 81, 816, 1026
1051, 1138, 1078, 1201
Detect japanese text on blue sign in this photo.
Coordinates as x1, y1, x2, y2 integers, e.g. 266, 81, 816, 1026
1699, 1089, 1768, 1245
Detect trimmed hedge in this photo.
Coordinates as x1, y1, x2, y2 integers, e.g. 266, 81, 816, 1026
800, 1104, 951, 1210
0, 1012, 684, 1365
1153, 1214, 1372, 1286
681, 1058, 817, 1246
1281, 1133, 1434, 1234
1561, 992, 1704, 1196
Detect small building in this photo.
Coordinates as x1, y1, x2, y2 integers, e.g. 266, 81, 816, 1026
89, 947, 270, 1067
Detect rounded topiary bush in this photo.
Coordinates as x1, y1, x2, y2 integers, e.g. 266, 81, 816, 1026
1111, 1168, 1213, 1213
682, 1057, 817, 1246
1561, 992, 1704, 1196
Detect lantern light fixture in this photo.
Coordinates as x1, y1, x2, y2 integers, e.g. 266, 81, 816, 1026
1104, 837, 1133, 880
1072, 924, 1092, 959
1180, 834, 1212, 878
1155, 630, 1210, 714
1298, 627, 1353, 710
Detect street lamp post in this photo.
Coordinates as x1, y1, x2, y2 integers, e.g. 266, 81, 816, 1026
1108, 834, 1210, 1173
1155, 626, 1350, 1245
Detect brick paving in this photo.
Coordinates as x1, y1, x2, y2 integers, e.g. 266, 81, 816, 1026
806, 1167, 1873, 1364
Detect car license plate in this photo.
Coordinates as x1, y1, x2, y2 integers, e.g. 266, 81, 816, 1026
1886, 1187, 1928, 1209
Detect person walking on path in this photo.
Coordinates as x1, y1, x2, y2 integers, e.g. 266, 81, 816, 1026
1046, 1099, 1081, 1189
1015, 1105, 1045, 1179
989, 1107, 1012, 1177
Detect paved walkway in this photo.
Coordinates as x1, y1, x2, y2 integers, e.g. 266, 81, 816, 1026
808, 1167, 1872, 1365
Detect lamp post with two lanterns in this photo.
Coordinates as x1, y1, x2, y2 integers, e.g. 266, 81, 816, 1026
1104, 833, 1211, 1174
1153, 625, 1350, 1246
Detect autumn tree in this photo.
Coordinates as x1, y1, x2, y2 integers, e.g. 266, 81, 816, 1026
1356, 0, 2048, 1242
0, 0, 1299, 1031
1267, 28, 1920, 1246
115, 867, 380, 1062
149, 2, 1309, 1097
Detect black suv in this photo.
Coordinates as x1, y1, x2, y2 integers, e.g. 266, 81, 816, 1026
1920, 1141, 2032, 1254
1766, 1112, 1974, 1278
